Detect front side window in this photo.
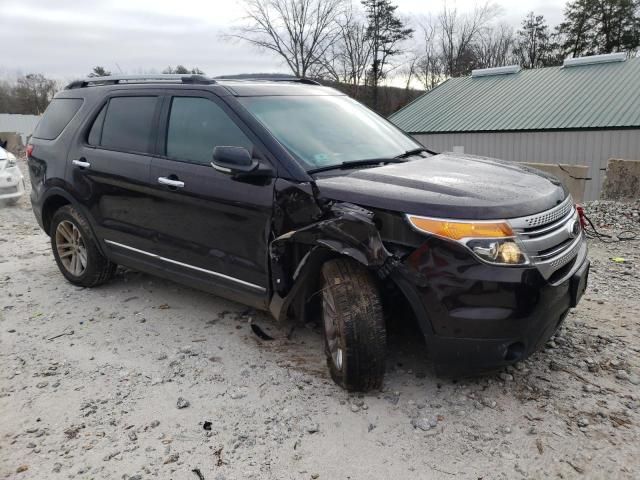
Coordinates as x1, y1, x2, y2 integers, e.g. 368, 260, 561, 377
100, 96, 157, 153
33, 98, 83, 140
166, 97, 252, 165
238, 95, 419, 170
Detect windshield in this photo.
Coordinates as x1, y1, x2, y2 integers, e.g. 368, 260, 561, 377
238, 95, 420, 170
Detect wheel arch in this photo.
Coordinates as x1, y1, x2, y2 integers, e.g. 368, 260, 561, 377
269, 245, 340, 323
268, 203, 394, 322
42, 192, 72, 234
40, 188, 106, 256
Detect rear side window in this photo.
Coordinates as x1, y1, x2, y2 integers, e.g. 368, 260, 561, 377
166, 97, 252, 165
33, 98, 83, 140
100, 96, 157, 154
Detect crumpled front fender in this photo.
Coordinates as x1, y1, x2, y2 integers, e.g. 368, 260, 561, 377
269, 202, 394, 321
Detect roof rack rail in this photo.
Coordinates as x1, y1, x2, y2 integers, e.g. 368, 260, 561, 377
65, 74, 217, 89
216, 76, 322, 86
270, 77, 322, 85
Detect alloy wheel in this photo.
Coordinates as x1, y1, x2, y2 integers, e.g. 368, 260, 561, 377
55, 220, 87, 276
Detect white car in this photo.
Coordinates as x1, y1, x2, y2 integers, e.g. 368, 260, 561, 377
0, 146, 25, 205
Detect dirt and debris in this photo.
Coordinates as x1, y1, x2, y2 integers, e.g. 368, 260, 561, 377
583, 199, 640, 236
1, 158, 639, 478
192, 467, 205, 480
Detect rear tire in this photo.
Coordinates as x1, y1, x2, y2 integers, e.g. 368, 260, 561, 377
50, 205, 117, 287
321, 258, 386, 391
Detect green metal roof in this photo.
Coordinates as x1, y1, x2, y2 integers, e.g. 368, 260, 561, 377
390, 57, 640, 133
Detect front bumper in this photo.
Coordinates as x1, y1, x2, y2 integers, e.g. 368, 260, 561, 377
0, 169, 25, 200
392, 234, 589, 373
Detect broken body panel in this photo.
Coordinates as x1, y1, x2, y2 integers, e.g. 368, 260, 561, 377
268, 167, 589, 372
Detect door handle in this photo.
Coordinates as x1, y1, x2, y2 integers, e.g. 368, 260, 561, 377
158, 177, 185, 188
72, 159, 91, 169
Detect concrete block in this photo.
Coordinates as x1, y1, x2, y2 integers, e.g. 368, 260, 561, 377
601, 159, 640, 200
0, 132, 24, 153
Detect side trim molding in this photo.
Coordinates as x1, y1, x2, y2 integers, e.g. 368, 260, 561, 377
104, 239, 266, 292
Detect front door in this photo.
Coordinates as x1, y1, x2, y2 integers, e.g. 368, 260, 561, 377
147, 93, 275, 305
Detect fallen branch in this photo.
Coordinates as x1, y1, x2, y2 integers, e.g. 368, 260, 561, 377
430, 465, 456, 476
47, 329, 74, 341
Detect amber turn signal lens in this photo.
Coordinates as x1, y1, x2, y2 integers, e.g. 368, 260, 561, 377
407, 216, 514, 240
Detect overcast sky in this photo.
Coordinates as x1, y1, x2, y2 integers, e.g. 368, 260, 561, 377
1, 0, 565, 82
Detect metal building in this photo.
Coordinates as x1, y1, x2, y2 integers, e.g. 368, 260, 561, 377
390, 53, 640, 201
0, 114, 41, 144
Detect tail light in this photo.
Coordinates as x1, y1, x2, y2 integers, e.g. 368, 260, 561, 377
576, 204, 587, 229
26, 144, 34, 159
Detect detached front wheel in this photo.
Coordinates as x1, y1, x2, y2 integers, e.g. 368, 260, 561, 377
321, 258, 386, 391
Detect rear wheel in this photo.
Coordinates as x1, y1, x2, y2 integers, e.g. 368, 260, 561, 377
321, 258, 386, 391
50, 205, 117, 287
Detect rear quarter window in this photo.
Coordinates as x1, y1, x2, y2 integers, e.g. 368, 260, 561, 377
32, 98, 83, 140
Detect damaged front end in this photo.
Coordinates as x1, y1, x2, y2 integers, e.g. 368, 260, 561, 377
268, 179, 398, 322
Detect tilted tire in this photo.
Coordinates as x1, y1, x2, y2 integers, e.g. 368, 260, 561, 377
321, 258, 386, 391
50, 205, 117, 287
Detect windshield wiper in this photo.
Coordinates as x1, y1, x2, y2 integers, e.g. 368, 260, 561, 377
395, 147, 435, 159
308, 158, 406, 175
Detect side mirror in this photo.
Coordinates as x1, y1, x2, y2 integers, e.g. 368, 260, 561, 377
211, 146, 257, 174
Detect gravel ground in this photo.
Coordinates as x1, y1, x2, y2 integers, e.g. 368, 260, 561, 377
1, 158, 639, 479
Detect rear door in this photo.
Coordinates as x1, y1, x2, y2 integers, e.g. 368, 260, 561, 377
146, 92, 275, 305
68, 93, 161, 254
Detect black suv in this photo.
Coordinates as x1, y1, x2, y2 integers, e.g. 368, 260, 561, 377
27, 74, 589, 391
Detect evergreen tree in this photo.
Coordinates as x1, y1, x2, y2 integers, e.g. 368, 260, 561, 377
557, 0, 640, 57
88, 66, 111, 77
362, 0, 413, 110
514, 12, 560, 68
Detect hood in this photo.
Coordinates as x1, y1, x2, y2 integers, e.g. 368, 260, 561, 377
314, 152, 567, 220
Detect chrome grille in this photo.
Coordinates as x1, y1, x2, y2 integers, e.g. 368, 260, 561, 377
521, 197, 573, 228
549, 238, 583, 269
509, 196, 586, 280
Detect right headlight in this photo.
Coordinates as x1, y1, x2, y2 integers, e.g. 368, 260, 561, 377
406, 215, 529, 266
6, 152, 17, 168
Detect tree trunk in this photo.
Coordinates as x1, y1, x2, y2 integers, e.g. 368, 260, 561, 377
371, 58, 379, 111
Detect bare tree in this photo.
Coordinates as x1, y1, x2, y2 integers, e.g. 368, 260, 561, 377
473, 23, 515, 68
400, 51, 420, 91
438, 2, 498, 77
230, 0, 344, 78
316, 7, 373, 95
339, 9, 373, 93
415, 15, 443, 90
14, 74, 57, 115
